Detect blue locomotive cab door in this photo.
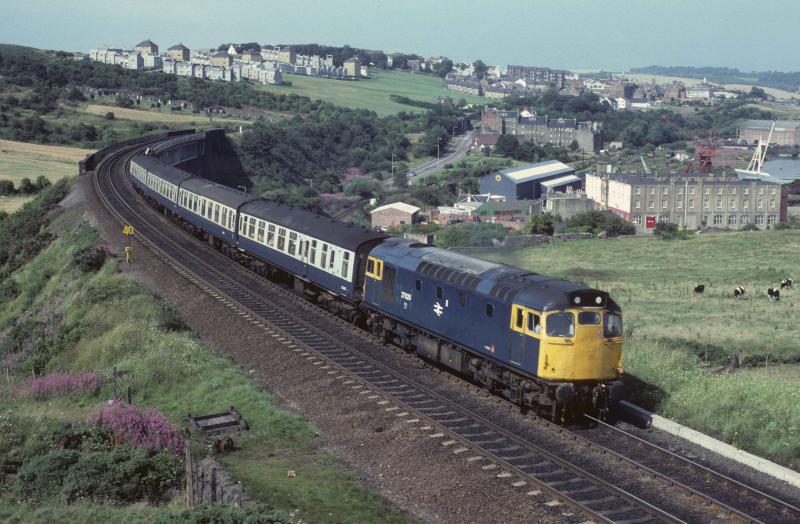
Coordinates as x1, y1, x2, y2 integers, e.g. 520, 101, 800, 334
510, 305, 525, 366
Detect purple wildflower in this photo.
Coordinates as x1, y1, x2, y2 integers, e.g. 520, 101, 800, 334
88, 401, 183, 454
18, 371, 102, 400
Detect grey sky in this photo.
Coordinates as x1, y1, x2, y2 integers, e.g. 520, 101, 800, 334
2, 0, 797, 71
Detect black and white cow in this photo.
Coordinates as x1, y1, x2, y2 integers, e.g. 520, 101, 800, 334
694, 284, 705, 295
781, 278, 793, 290
768, 287, 781, 301
734, 286, 745, 299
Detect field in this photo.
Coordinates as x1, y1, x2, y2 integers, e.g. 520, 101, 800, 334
0, 139, 93, 212
478, 230, 800, 466
81, 103, 251, 125
254, 69, 488, 116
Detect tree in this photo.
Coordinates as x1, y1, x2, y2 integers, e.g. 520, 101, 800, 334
0, 180, 16, 195
392, 170, 408, 188
494, 135, 520, 157
524, 213, 560, 235
436, 59, 453, 78
18, 178, 36, 194
568, 139, 580, 152
34, 176, 51, 191
344, 178, 379, 199
749, 86, 768, 100
473, 60, 489, 79
105, 112, 115, 120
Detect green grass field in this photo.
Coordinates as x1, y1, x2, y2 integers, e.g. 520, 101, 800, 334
255, 69, 488, 116
477, 230, 800, 466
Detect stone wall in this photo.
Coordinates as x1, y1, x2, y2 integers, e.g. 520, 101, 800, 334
186, 448, 252, 507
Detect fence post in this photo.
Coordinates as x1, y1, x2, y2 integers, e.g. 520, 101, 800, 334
185, 444, 195, 507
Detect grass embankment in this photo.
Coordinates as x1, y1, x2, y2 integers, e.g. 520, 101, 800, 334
80, 103, 251, 126
255, 69, 487, 116
0, 140, 93, 213
480, 230, 800, 467
0, 187, 408, 522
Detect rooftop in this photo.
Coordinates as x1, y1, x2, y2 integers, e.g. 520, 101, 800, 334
491, 160, 574, 183
740, 120, 800, 131
371, 202, 421, 215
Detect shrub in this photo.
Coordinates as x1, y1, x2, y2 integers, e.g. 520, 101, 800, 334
154, 503, 291, 523
18, 371, 102, 400
88, 401, 183, 455
12, 445, 181, 504
72, 245, 108, 272
524, 212, 560, 235
564, 209, 635, 237
104, 111, 115, 120
740, 223, 760, 231
653, 221, 687, 240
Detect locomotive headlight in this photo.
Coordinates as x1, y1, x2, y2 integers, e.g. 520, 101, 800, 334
573, 297, 581, 304
595, 297, 602, 304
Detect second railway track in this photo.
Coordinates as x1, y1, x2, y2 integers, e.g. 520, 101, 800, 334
91, 139, 800, 524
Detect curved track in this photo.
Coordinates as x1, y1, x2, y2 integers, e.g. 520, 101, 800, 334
90, 138, 799, 524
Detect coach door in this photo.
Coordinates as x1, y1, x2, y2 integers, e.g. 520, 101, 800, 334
299, 238, 310, 277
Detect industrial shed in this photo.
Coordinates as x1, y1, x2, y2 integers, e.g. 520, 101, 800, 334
479, 160, 578, 201
370, 202, 420, 229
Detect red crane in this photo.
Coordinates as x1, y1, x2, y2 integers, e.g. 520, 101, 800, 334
660, 115, 716, 173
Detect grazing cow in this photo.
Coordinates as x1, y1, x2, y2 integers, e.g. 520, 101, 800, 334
768, 287, 781, 301
781, 278, 793, 289
734, 286, 745, 299
693, 284, 705, 294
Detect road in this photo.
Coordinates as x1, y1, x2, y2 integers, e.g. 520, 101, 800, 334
383, 130, 474, 188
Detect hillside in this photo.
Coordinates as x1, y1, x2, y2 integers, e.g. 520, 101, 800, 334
480, 231, 800, 467
0, 182, 409, 522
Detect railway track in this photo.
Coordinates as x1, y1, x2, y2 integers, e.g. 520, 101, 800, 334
90, 139, 799, 523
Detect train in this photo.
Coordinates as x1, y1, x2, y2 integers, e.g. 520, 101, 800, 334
129, 151, 625, 421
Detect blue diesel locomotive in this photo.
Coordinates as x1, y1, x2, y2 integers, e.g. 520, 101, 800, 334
129, 153, 624, 419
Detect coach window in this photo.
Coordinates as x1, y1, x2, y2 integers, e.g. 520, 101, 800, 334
221, 208, 228, 228
435, 286, 443, 300
257, 221, 265, 243
485, 304, 494, 318
201, 200, 207, 217
415, 279, 421, 291
288, 232, 297, 255
342, 252, 350, 278
266, 224, 276, 246
321, 244, 328, 268
214, 204, 220, 224
277, 228, 286, 251
309, 240, 317, 264
329, 250, 336, 270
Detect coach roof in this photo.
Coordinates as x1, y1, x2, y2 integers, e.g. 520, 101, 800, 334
180, 177, 256, 209
132, 154, 193, 186
241, 200, 387, 251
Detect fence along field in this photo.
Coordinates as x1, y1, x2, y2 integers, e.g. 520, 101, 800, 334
479, 230, 800, 467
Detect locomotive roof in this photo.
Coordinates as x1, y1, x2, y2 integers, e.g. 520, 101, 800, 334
131, 154, 193, 186
180, 177, 257, 209
241, 200, 387, 251
373, 238, 618, 312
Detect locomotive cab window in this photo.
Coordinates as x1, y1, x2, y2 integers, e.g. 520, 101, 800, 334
435, 286, 443, 300
604, 312, 623, 338
486, 304, 494, 318
546, 312, 575, 338
366, 256, 383, 280
458, 293, 466, 308
578, 312, 600, 325
415, 279, 421, 291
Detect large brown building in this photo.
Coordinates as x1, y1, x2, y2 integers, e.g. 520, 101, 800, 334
585, 171, 788, 232
135, 39, 158, 55
167, 43, 189, 61
210, 51, 233, 68
479, 107, 603, 152
739, 120, 800, 146
506, 65, 566, 89
343, 57, 361, 79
